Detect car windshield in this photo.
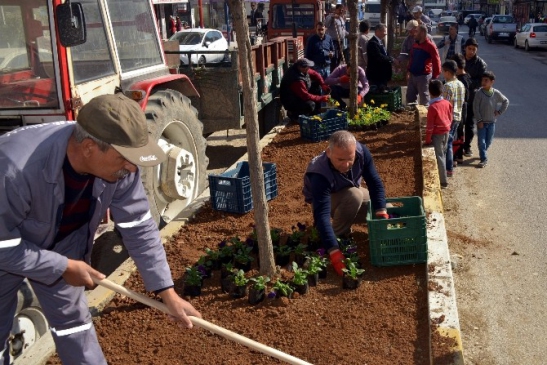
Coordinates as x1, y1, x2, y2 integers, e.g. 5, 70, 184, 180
439, 17, 457, 22
171, 32, 204, 45
493, 16, 514, 23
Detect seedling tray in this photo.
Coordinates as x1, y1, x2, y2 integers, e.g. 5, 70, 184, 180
366, 196, 427, 266
298, 109, 348, 142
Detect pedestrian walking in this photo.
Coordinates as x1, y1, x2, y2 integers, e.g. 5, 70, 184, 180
462, 38, 487, 157
406, 24, 441, 105
441, 60, 466, 177
305, 22, 335, 80
357, 20, 373, 70
473, 71, 509, 168
437, 24, 465, 65
325, 4, 348, 72
450, 53, 472, 165
425, 79, 452, 188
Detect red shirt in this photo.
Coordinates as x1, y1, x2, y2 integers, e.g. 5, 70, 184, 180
289, 68, 325, 103
426, 98, 452, 144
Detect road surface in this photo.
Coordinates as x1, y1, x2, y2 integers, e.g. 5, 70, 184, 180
442, 27, 547, 364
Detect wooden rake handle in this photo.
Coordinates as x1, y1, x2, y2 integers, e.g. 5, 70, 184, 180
92, 277, 313, 365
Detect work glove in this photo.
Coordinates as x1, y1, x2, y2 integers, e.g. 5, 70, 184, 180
375, 212, 389, 219
329, 249, 346, 276
321, 85, 331, 94
339, 75, 350, 83
320, 95, 330, 103
357, 95, 362, 104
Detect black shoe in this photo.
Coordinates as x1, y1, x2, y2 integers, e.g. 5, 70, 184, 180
463, 149, 473, 157
441, 182, 449, 189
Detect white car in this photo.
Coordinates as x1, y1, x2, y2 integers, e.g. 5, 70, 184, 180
169, 29, 228, 65
514, 23, 547, 51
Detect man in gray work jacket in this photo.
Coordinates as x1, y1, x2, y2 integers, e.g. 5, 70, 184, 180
0, 94, 201, 364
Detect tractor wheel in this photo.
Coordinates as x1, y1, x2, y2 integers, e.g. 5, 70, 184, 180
141, 89, 208, 227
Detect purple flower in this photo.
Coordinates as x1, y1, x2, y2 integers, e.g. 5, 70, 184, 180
218, 240, 227, 248
267, 291, 277, 299
245, 238, 255, 247
196, 265, 207, 276
346, 246, 357, 254
316, 248, 326, 257
297, 222, 306, 231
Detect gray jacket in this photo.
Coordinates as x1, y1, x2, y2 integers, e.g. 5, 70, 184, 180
0, 123, 172, 292
325, 14, 348, 42
473, 88, 509, 123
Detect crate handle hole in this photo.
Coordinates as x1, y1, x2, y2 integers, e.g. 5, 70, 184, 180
387, 223, 407, 230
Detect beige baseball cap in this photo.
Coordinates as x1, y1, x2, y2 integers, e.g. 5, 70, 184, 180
406, 20, 419, 31
77, 94, 166, 167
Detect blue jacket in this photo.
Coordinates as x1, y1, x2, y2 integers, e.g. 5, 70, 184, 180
0, 123, 172, 292
305, 33, 335, 68
302, 143, 386, 250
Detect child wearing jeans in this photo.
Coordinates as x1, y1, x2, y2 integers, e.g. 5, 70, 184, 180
472, 71, 509, 168
426, 79, 453, 188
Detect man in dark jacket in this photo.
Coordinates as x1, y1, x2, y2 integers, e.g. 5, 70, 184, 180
462, 37, 487, 157
305, 21, 335, 79
0, 94, 201, 365
303, 131, 388, 277
366, 23, 397, 92
280, 58, 330, 121
467, 15, 478, 36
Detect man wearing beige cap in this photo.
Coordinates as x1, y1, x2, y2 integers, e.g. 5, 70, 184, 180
0, 94, 201, 365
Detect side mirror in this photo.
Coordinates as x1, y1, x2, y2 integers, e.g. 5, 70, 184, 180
204, 41, 211, 47
56, 2, 86, 47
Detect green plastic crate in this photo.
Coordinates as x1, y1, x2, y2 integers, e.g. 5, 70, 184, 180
364, 86, 402, 112
366, 196, 427, 266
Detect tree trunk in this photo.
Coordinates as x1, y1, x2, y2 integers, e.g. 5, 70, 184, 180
227, 0, 275, 277
347, 0, 359, 118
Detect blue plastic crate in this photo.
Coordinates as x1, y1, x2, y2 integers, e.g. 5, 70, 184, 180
208, 162, 278, 214
298, 109, 348, 142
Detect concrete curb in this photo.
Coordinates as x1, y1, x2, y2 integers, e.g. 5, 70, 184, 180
416, 105, 465, 365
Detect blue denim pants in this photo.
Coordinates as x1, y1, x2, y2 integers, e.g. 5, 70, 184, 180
312, 66, 331, 80
477, 122, 496, 162
446, 120, 460, 172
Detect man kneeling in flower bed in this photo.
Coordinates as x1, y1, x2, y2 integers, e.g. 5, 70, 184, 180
302, 131, 388, 276
325, 62, 369, 109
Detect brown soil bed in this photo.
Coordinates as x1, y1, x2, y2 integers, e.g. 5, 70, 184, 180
49, 110, 445, 364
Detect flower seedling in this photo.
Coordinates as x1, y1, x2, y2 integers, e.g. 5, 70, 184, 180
185, 266, 204, 287
232, 269, 249, 287
291, 262, 309, 286
204, 247, 220, 261
272, 280, 294, 298
305, 254, 324, 275
250, 275, 270, 291
233, 247, 254, 265
275, 244, 292, 257
341, 259, 365, 279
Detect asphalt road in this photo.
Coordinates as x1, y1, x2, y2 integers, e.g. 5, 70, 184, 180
442, 27, 547, 364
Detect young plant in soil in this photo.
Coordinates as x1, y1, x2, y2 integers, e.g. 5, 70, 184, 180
218, 240, 234, 264
305, 254, 324, 286
220, 262, 235, 293
196, 256, 213, 278
248, 275, 270, 305
233, 246, 254, 272
291, 262, 309, 295
204, 248, 221, 270
342, 259, 365, 290
230, 269, 249, 298
342, 244, 360, 266
274, 245, 292, 267
306, 226, 321, 251
315, 248, 329, 279
271, 280, 294, 299
183, 266, 204, 296
293, 243, 309, 267
288, 222, 306, 247
270, 228, 282, 247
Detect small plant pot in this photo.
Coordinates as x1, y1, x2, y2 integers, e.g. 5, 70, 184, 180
183, 284, 202, 297
234, 261, 252, 272
197, 265, 212, 279
221, 276, 233, 293
248, 287, 265, 305
307, 273, 319, 287
210, 259, 222, 271
293, 282, 309, 295
342, 274, 363, 290
231, 284, 247, 299
220, 255, 233, 265
220, 266, 233, 279
275, 254, 291, 267
294, 253, 307, 267
318, 268, 328, 279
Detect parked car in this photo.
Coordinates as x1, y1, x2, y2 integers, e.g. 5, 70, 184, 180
437, 16, 458, 34
464, 13, 484, 25
514, 23, 547, 51
486, 14, 518, 44
170, 28, 228, 65
441, 10, 455, 17
480, 17, 492, 35
427, 8, 443, 22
